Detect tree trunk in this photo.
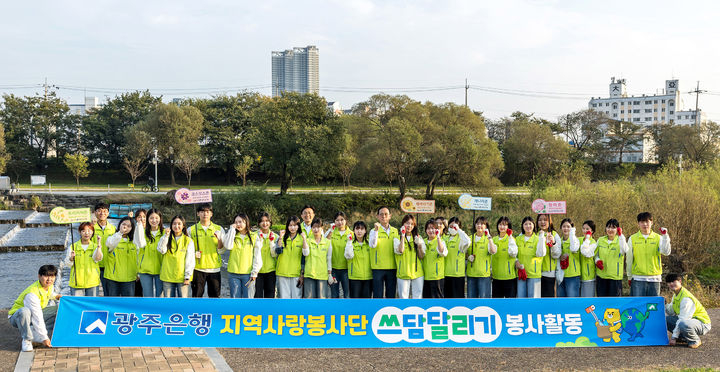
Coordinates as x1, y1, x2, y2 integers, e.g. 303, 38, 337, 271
425, 173, 437, 200
398, 175, 406, 199
280, 164, 289, 195
242, 173, 247, 187
76, 177, 80, 190
169, 160, 176, 185
187, 174, 191, 186
225, 160, 233, 184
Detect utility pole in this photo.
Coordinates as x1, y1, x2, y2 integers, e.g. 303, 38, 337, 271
464, 78, 469, 107
689, 81, 706, 127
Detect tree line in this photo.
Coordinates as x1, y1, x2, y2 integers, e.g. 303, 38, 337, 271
0, 90, 718, 195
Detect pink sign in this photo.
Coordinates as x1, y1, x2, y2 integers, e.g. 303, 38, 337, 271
531, 198, 566, 214
175, 188, 213, 204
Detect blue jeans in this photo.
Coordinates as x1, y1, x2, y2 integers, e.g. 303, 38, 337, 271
666, 315, 711, 345
304, 278, 330, 298
139, 273, 163, 297
581, 280, 596, 297
517, 278, 541, 298
467, 277, 492, 298
228, 273, 251, 298
372, 269, 397, 298
162, 281, 189, 297
9, 306, 57, 342
557, 276, 580, 297
330, 269, 350, 298
99, 268, 109, 296
72, 287, 98, 296
106, 280, 135, 297
630, 280, 661, 297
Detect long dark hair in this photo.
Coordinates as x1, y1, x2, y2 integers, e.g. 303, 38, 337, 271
117, 216, 135, 242
258, 211, 272, 232
233, 213, 254, 249
353, 221, 368, 243
283, 215, 302, 247
400, 214, 419, 250
167, 215, 189, 254
145, 208, 163, 244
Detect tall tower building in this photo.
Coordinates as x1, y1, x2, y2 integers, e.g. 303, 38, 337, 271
271, 45, 319, 97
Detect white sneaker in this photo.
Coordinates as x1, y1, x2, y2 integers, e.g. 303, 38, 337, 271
21, 340, 33, 352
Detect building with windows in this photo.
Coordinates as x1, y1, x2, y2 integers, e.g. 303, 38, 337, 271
68, 96, 102, 115
588, 78, 707, 163
271, 45, 319, 97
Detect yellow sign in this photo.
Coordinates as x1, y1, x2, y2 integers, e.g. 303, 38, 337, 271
50, 207, 92, 224
400, 197, 436, 214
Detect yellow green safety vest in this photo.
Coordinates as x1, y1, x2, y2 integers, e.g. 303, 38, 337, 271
491, 235, 516, 280
160, 234, 191, 283
444, 234, 465, 277
104, 237, 138, 282
516, 233, 543, 279
258, 231, 276, 274
138, 230, 163, 275
396, 237, 424, 280
596, 236, 624, 280
579, 236, 597, 281
466, 234, 492, 278
227, 231, 257, 275
69, 241, 101, 288
276, 235, 304, 278
348, 241, 372, 280
189, 222, 223, 270
630, 231, 663, 276
541, 231, 559, 273
372, 226, 399, 270
9, 281, 51, 316
93, 222, 116, 269
673, 287, 711, 324
305, 237, 331, 280
330, 229, 352, 270
561, 236, 581, 278
422, 237, 445, 281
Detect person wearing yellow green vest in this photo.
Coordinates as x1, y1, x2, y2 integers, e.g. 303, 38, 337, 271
222, 213, 263, 298
665, 273, 711, 348
303, 217, 333, 298
422, 220, 448, 298
157, 216, 196, 298
104, 216, 141, 297
92, 203, 115, 296
555, 219, 581, 297
344, 221, 372, 298
492, 216, 518, 298
369, 206, 399, 298
627, 212, 671, 297
187, 203, 225, 298
138, 209, 164, 297
578, 220, 598, 297
394, 215, 425, 298
273, 216, 305, 299
594, 219, 628, 297
254, 211, 278, 298
63, 222, 103, 296
466, 216, 497, 298
443, 217, 470, 298
299, 205, 316, 242
325, 212, 353, 298
515, 216, 545, 298
8, 265, 62, 352
536, 214, 561, 297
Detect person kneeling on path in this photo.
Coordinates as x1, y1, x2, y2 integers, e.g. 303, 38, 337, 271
665, 273, 711, 349
8, 265, 62, 352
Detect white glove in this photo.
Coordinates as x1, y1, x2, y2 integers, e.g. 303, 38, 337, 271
468, 255, 475, 263
414, 235, 423, 246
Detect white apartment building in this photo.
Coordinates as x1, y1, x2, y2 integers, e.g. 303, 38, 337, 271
588, 78, 707, 163
271, 45, 319, 97
68, 96, 102, 115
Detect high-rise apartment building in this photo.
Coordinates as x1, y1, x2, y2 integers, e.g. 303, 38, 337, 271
271, 45, 319, 97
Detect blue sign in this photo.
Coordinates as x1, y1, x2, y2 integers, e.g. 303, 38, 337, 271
52, 297, 668, 348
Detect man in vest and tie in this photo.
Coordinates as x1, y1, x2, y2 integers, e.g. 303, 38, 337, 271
8, 265, 63, 352
665, 273, 711, 349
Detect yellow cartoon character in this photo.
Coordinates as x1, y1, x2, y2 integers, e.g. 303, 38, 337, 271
601, 308, 622, 343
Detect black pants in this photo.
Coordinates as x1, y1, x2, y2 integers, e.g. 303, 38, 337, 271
134, 278, 143, 297
492, 278, 516, 298
444, 276, 465, 298
541, 276, 556, 297
191, 270, 222, 298
596, 277, 623, 297
423, 279, 445, 298
372, 269, 397, 298
349, 279, 372, 298
254, 272, 277, 298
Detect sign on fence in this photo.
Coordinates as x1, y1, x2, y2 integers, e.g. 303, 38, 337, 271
49, 207, 92, 224
175, 188, 213, 205
531, 199, 567, 214
457, 194, 492, 211
400, 197, 435, 214
51, 297, 668, 348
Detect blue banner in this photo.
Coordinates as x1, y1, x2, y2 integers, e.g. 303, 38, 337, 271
52, 297, 668, 348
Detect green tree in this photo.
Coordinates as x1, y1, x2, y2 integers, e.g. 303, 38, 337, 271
136, 103, 205, 185
122, 127, 153, 186
502, 121, 571, 184
604, 120, 642, 164
186, 93, 264, 183
651, 121, 720, 165
176, 146, 203, 186
558, 109, 608, 162
251, 93, 344, 195
0, 122, 9, 174
234, 155, 255, 187
81, 91, 162, 167
337, 134, 358, 191
63, 153, 90, 189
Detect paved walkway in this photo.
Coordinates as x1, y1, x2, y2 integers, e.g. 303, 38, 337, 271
28, 347, 218, 372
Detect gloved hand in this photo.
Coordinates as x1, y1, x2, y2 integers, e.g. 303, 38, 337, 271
330, 223, 336, 231
506, 229, 513, 236
518, 268, 527, 281
275, 246, 284, 255
560, 255, 569, 270
414, 235, 423, 245
628, 279, 633, 288
617, 227, 623, 236
484, 229, 490, 237
467, 254, 475, 263
269, 233, 275, 242
348, 234, 353, 242
595, 260, 604, 270
660, 227, 668, 235
328, 276, 337, 285
401, 226, 406, 235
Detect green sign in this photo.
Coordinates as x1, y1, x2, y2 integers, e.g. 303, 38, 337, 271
50, 207, 92, 224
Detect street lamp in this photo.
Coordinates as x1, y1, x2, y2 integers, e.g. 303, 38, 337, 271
153, 149, 158, 192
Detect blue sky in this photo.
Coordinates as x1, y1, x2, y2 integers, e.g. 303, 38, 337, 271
1, 0, 719, 121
